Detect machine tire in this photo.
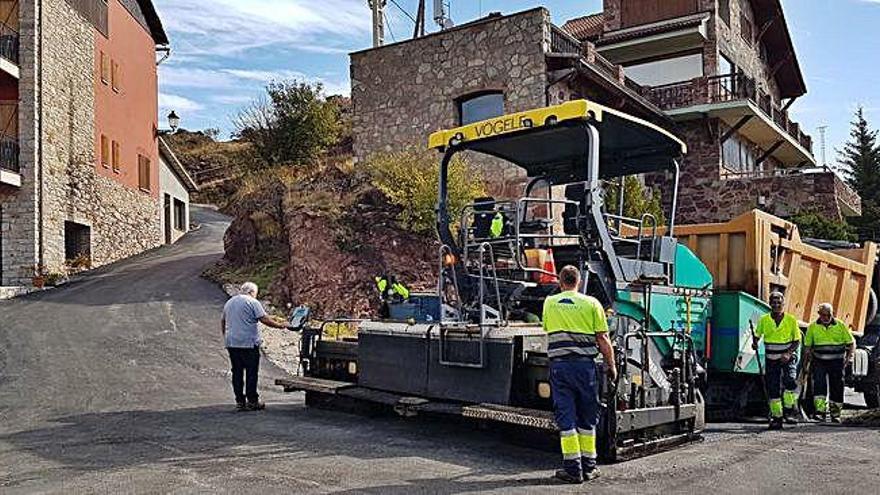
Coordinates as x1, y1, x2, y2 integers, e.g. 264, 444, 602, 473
864, 384, 880, 409
693, 389, 706, 433
867, 289, 879, 327
864, 349, 880, 409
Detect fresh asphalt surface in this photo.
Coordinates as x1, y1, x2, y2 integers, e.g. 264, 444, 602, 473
1, 206, 879, 494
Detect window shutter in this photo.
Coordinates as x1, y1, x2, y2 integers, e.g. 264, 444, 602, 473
111, 140, 120, 172
100, 135, 109, 167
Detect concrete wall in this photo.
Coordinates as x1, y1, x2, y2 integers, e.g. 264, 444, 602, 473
158, 157, 190, 244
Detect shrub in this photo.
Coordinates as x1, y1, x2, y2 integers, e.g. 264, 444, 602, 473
790, 211, 857, 242
365, 149, 486, 235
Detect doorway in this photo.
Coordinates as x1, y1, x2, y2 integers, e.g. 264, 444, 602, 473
163, 194, 172, 244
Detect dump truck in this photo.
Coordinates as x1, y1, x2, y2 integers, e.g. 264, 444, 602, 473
279, 99, 710, 461
671, 211, 880, 414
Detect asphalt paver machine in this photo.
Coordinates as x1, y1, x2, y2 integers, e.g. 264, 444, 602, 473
279, 100, 712, 460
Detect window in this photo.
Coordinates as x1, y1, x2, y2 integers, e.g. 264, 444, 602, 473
740, 12, 754, 45
138, 154, 151, 191
719, 0, 730, 26
457, 91, 504, 125
100, 135, 109, 167
100, 52, 109, 84
722, 133, 757, 174
111, 140, 120, 173
173, 198, 186, 231
626, 53, 703, 86
111, 59, 120, 92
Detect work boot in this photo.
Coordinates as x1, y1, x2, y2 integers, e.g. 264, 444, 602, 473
768, 417, 783, 430
783, 408, 799, 425
554, 469, 583, 484
235, 402, 247, 412
246, 401, 266, 411
583, 468, 601, 481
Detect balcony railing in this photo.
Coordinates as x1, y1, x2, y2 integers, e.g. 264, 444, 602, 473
641, 73, 813, 153
550, 25, 581, 55
0, 136, 18, 173
549, 25, 633, 87
0, 21, 18, 65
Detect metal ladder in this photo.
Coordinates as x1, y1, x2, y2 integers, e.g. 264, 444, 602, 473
438, 242, 504, 368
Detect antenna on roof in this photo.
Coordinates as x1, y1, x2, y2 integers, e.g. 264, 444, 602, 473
433, 0, 454, 30
817, 124, 829, 167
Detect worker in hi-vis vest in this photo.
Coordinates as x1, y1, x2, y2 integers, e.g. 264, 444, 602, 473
542, 265, 616, 484
804, 303, 855, 423
375, 274, 409, 318
753, 291, 801, 430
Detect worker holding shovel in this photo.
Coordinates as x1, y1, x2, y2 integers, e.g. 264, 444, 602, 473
752, 291, 802, 430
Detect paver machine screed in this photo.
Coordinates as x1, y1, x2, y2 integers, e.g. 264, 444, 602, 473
281, 100, 713, 461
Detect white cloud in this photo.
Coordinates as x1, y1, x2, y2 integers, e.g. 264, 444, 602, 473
159, 93, 204, 113
159, 66, 238, 89
154, 0, 366, 58
221, 69, 309, 83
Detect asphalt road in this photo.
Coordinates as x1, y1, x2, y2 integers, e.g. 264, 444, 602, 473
1, 206, 879, 494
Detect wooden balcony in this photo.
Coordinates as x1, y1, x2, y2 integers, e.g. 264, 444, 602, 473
639, 73, 814, 166
0, 1, 19, 78
642, 73, 813, 153
0, 101, 19, 188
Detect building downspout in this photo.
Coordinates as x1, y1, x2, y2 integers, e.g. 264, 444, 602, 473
36, 0, 44, 271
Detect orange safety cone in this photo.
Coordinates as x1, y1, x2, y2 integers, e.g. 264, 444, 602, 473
538, 248, 558, 284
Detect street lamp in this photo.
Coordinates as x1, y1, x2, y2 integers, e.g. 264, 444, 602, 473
167, 110, 180, 133
156, 110, 181, 136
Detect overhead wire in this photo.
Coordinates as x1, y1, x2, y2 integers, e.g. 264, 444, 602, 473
384, 11, 397, 42
388, 0, 418, 25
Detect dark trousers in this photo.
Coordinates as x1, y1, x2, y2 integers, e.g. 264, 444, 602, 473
812, 359, 845, 404
228, 347, 260, 404
766, 355, 799, 400
550, 358, 600, 475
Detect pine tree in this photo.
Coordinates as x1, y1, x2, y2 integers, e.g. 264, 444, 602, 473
840, 107, 880, 240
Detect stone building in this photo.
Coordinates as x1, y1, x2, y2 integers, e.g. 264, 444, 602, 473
350, 1, 860, 225
0, 0, 168, 289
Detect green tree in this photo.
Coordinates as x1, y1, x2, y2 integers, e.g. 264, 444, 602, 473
790, 211, 857, 242
234, 80, 341, 168
840, 107, 880, 240
604, 176, 667, 225
365, 149, 486, 235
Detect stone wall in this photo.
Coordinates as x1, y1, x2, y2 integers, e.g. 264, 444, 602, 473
1, 0, 160, 286
350, 8, 550, 162
715, 0, 781, 101
2, 0, 41, 285
654, 120, 853, 224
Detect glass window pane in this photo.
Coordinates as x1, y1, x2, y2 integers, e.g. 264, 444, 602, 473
459, 93, 504, 125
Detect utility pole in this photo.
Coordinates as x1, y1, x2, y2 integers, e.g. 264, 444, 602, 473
369, 0, 386, 47
413, 0, 426, 38
817, 125, 829, 167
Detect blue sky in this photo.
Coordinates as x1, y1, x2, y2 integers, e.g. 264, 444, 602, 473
155, 0, 880, 159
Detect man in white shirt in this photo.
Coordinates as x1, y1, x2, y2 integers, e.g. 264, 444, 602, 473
221, 282, 290, 411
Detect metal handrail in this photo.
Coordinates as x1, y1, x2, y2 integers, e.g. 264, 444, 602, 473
477, 242, 504, 327
636, 213, 658, 262
437, 244, 464, 323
